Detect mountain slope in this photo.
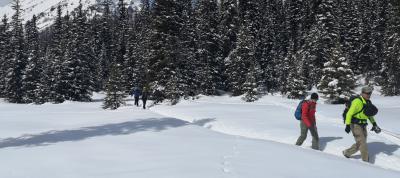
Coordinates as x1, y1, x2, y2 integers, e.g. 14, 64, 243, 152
0, 0, 140, 29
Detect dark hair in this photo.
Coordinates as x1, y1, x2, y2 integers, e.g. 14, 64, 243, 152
311, 93, 319, 100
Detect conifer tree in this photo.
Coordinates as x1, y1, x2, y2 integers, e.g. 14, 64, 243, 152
242, 62, 260, 102
47, 5, 67, 103
148, 0, 183, 102
63, 1, 95, 101
338, 0, 362, 76
194, 0, 221, 95
97, 0, 114, 91
226, 14, 256, 96
133, 0, 151, 89
124, 15, 137, 92
219, 0, 239, 60
22, 15, 42, 103
300, 0, 339, 89
286, 47, 307, 99
0, 15, 11, 97
88, 15, 103, 92
318, 42, 356, 103
274, 0, 291, 93
114, 0, 130, 92
103, 64, 126, 109
381, 0, 400, 95
260, 0, 285, 92
358, 0, 378, 82
370, 0, 389, 82
5, 0, 27, 103
177, 0, 198, 98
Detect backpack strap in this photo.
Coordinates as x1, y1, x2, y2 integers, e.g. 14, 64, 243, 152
351, 97, 366, 118
304, 100, 313, 112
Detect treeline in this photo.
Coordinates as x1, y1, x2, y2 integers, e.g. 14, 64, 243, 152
0, 0, 399, 109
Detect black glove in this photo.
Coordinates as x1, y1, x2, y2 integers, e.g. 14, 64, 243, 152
371, 123, 381, 134
345, 125, 351, 134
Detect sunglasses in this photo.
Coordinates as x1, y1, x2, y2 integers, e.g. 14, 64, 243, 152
363, 92, 372, 95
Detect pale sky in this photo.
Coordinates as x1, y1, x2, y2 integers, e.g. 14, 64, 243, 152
0, 0, 11, 7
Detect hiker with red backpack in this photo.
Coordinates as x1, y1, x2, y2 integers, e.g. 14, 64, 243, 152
295, 93, 320, 150
342, 86, 380, 162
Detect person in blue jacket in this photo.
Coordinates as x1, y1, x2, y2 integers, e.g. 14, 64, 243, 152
131, 87, 141, 107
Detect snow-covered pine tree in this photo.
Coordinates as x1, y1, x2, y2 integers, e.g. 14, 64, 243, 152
46, 5, 67, 103
275, 0, 292, 94
194, 0, 221, 95
124, 13, 137, 92
252, 0, 273, 93
5, 0, 27, 103
226, 6, 258, 96
219, 0, 239, 61
286, 44, 307, 99
97, 0, 114, 91
281, 0, 309, 94
22, 15, 42, 103
357, 0, 378, 82
338, 0, 362, 76
103, 64, 126, 109
114, 0, 130, 92
285, 0, 308, 53
88, 14, 103, 92
63, 1, 95, 101
299, 0, 339, 89
318, 42, 356, 103
315, 0, 338, 77
34, 55, 49, 104
242, 62, 260, 102
177, 0, 197, 98
299, 23, 321, 89
255, 0, 281, 93
0, 15, 11, 97
381, 0, 400, 96
164, 70, 185, 105
148, 0, 183, 102
369, 0, 388, 81
130, 0, 151, 90
259, 0, 285, 93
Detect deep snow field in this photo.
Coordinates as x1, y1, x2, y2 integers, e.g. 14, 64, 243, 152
0, 91, 399, 178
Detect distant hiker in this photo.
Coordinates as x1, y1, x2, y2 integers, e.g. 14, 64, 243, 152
131, 87, 141, 107
295, 93, 320, 150
142, 87, 149, 109
343, 86, 380, 162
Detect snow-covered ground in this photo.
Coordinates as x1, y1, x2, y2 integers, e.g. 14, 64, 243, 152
0, 92, 399, 177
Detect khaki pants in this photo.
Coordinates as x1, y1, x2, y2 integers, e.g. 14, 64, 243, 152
296, 120, 319, 150
343, 124, 369, 162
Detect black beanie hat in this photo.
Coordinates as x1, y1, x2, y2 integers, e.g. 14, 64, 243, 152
311, 93, 319, 100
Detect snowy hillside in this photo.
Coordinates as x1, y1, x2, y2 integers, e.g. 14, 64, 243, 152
0, 93, 399, 177
0, 0, 140, 29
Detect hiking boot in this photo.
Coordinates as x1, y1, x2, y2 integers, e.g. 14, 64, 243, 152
342, 151, 350, 158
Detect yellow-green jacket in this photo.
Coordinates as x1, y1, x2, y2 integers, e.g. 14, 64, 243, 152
345, 96, 376, 125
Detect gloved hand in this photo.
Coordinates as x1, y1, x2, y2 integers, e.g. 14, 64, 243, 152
371, 123, 381, 134
345, 125, 351, 134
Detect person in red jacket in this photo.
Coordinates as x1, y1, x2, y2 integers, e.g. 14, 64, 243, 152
295, 93, 320, 150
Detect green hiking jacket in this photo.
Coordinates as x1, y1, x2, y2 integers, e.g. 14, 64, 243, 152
345, 96, 376, 125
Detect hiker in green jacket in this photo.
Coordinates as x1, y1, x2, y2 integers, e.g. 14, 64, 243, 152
343, 86, 381, 162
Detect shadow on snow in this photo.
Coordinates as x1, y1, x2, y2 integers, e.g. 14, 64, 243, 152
319, 136, 343, 151
352, 142, 400, 163
0, 118, 215, 149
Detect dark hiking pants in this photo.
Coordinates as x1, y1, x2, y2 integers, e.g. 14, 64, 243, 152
134, 97, 139, 106
296, 120, 319, 150
142, 99, 147, 109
